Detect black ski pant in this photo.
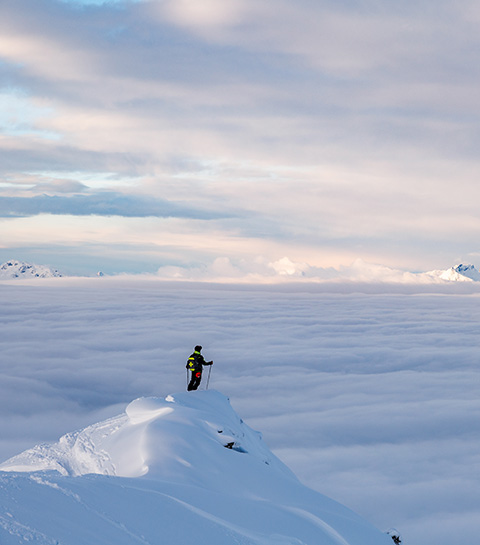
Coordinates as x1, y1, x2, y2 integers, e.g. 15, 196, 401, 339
187, 371, 202, 391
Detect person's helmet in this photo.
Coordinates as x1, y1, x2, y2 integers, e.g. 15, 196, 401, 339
195, 345, 202, 352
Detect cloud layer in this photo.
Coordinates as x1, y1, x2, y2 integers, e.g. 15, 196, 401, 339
1, 0, 480, 273
1, 279, 479, 545
0, 193, 227, 219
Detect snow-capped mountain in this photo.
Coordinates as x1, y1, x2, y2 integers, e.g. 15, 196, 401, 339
443, 263, 480, 281
0, 391, 394, 545
0, 260, 63, 279
426, 263, 480, 282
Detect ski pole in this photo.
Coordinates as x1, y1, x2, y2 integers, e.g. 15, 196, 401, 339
206, 365, 212, 390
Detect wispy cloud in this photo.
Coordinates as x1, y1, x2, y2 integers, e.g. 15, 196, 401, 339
0, 193, 229, 219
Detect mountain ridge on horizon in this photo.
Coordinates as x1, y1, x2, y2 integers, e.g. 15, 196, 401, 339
0, 259, 63, 279
1, 258, 479, 284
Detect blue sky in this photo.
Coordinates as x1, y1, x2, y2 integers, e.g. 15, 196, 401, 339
1, 0, 480, 276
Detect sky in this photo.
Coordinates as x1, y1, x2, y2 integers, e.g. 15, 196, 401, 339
1, 279, 480, 545
2, 0, 480, 277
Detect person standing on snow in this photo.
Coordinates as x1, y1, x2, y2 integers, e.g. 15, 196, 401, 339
186, 345, 213, 391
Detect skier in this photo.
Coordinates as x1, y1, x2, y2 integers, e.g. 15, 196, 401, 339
186, 345, 213, 391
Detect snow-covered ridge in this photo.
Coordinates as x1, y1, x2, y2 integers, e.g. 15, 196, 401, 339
436, 263, 480, 282
0, 392, 290, 482
0, 260, 62, 279
0, 391, 394, 545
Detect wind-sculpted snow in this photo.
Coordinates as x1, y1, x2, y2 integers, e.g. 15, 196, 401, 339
0, 393, 290, 482
0, 391, 391, 545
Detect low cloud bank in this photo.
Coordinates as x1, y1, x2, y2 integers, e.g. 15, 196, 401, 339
154, 256, 479, 286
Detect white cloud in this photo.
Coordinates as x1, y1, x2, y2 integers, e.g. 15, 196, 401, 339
269, 257, 309, 277
156, 256, 314, 282
159, 0, 247, 30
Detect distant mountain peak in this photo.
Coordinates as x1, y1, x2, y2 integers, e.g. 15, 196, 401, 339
422, 263, 480, 283
0, 260, 63, 279
453, 263, 479, 277
439, 263, 480, 282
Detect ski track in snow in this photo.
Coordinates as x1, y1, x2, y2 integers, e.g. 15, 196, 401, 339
71, 501, 154, 545
30, 474, 81, 501
157, 493, 305, 545
3, 473, 155, 545
283, 506, 351, 545
0, 512, 60, 545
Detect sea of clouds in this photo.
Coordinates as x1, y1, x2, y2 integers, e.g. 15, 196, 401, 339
1, 277, 479, 545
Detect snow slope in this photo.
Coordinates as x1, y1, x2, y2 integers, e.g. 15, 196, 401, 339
0, 391, 392, 545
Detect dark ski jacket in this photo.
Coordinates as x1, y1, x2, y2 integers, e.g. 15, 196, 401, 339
186, 351, 212, 373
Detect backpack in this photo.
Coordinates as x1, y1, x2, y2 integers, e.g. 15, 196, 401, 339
186, 354, 197, 371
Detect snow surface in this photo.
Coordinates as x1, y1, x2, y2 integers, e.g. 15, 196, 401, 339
0, 391, 392, 545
